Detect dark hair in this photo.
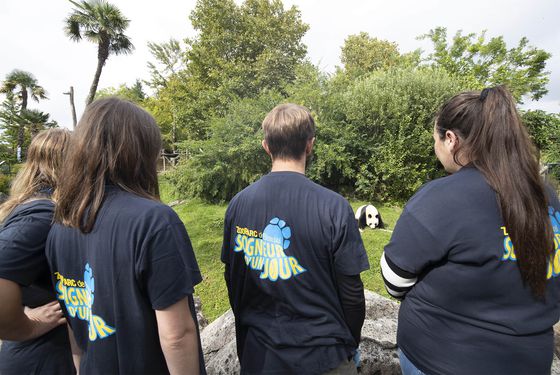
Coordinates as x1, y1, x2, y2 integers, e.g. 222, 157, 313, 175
436, 86, 554, 298
262, 103, 316, 160
54, 97, 161, 233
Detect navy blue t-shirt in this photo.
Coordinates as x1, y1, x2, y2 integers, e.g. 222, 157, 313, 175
222, 171, 369, 375
45, 187, 204, 374
0, 199, 74, 375
384, 166, 560, 375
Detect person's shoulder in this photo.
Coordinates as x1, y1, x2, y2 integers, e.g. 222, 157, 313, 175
4, 199, 54, 224
109, 190, 180, 226
227, 175, 267, 206
307, 178, 349, 204
407, 167, 486, 208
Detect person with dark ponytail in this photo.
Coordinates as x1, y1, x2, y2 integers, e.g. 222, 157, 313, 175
380, 86, 560, 374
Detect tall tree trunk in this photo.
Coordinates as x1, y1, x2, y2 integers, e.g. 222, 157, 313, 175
86, 56, 105, 106
21, 89, 28, 112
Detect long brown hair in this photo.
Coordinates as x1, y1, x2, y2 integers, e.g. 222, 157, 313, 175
54, 97, 161, 233
436, 86, 554, 298
0, 129, 70, 223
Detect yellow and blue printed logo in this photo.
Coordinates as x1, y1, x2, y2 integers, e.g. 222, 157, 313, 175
501, 206, 560, 279
234, 217, 306, 281
55, 263, 116, 341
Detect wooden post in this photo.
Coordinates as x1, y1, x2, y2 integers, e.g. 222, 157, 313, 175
63, 86, 78, 129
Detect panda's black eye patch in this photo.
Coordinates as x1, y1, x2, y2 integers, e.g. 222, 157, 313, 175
368, 214, 372, 218
375, 214, 379, 218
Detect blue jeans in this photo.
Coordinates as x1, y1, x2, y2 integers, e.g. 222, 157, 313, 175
398, 349, 426, 375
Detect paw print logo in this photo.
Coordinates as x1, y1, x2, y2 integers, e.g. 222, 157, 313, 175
84, 263, 95, 306
550, 207, 560, 235
263, 217, 291, 251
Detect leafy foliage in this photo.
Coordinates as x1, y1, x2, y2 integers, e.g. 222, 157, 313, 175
420, 27, 551, 102
167, 91, 283, 202
522, 110, 560, 163
142, 13, 555, 204
146, 0, 309, 145
95, 79, 146, 103
340, 32, 420, 78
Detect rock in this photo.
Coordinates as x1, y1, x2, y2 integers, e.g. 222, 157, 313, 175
552, 355, 560, 375
364, 290, 399, 321
359, 291, 400, 374
194, 296, 208, 330
201, 291, 402, 375
205, 340, 240, 375
201, 309, 236, 361
168, 199, 185, 207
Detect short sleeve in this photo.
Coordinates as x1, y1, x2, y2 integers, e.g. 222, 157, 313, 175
0, 213, 52, 286
383, 208, 447, 275
332, 203, 370, 275
137, 222, 202, 310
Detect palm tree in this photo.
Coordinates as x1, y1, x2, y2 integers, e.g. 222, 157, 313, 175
22, 109, 57, 139
0, 70, 48, 160
65, 0, 134, 105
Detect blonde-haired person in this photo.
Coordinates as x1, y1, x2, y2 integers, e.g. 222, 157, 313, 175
0, 128, 75, 374
45, 97, 204, 374
381, 86, 560, 374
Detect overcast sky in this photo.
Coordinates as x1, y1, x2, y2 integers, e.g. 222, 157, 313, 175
1, 0, 558, 128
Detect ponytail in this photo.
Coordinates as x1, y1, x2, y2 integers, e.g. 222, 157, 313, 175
437, 86, 554, 298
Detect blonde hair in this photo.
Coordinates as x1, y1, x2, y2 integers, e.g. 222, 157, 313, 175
0, 128, 71, 223
262, 103, 315, 160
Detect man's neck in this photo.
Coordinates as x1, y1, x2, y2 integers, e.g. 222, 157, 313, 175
270, 158, 306, 174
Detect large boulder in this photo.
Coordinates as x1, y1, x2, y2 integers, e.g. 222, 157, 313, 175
201, 309, 239, 374
200, 291, 560, 375
201, 290, 401, 375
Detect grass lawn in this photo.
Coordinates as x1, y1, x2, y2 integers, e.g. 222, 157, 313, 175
160, 179, 403, 322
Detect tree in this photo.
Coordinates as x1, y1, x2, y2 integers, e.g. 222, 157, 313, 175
313, 67, 466, 202
522, 110, 560, 163
95, 79, 146, 103
340, 32, 419, 77
146, 39, 186, 90
420, 27, 551, 102
65, 0, 134, 105
20, 109, 58, 139
0, 98, 57, 159
156, 0, 309, 141
0, 70, 48, 159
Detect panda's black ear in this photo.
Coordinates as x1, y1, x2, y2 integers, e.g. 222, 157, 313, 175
378, 213, 385, 229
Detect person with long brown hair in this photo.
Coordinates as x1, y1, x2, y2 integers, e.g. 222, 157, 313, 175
45, 97, 205, 374
380, 86, 560, 374
0, 128, 75, 374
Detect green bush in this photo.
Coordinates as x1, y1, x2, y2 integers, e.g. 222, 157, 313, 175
0, 174, 12, 194
167, 91, 283, 202
315, 67, 466, 202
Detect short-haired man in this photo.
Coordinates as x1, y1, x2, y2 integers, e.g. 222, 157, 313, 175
222, 103, 369, 374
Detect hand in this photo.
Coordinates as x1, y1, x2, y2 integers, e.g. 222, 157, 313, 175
353, 348, 361, 368
24, 301, 66, 338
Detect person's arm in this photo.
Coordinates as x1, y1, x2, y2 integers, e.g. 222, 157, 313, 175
380, 252, 418, 300
221, 205, 235, 308
335, 272, 365, 345
0, 278, 65, 341
67, 325, 82, 374
155, 296, 199, 375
